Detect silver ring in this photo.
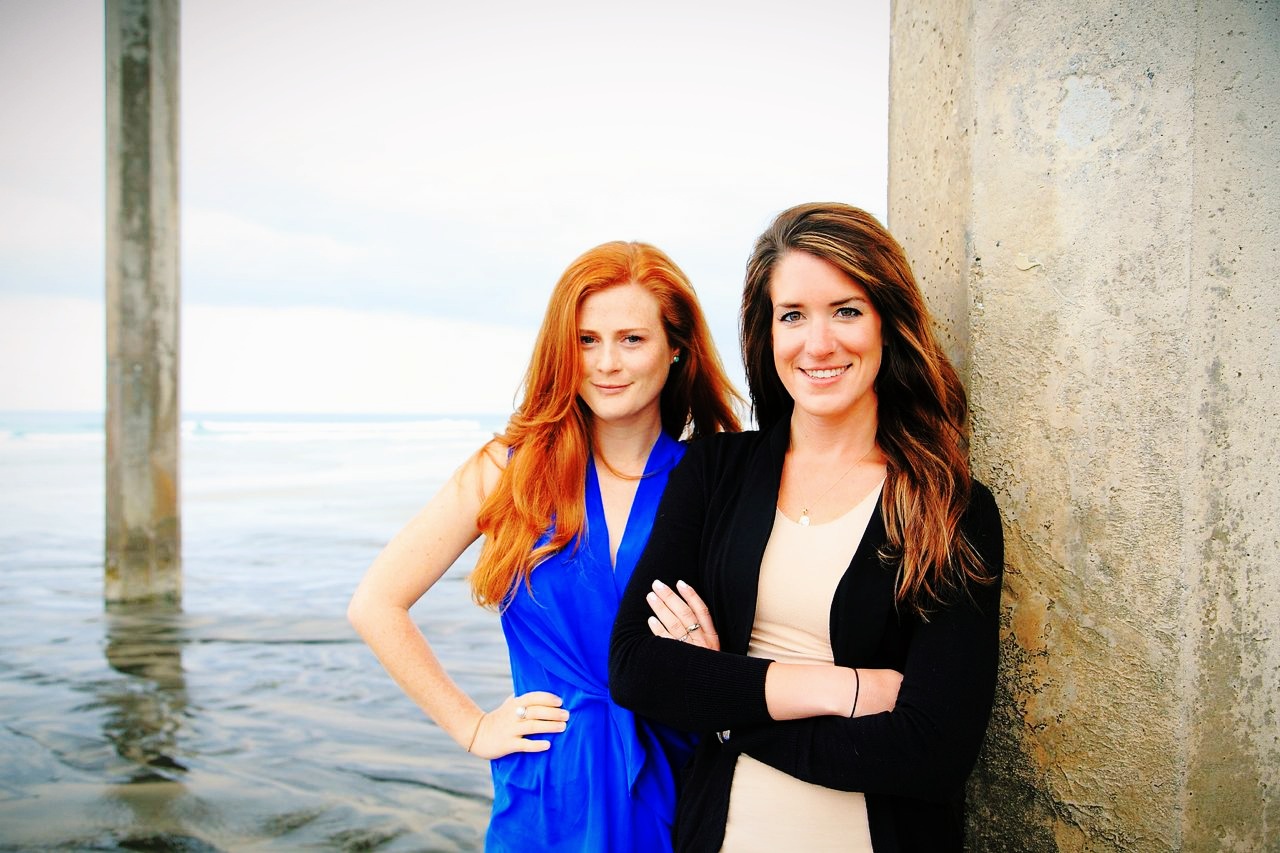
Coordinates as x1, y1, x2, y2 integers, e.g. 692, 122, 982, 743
677, 633, 691, 642
686, 623, 701, 632
515, 705, 527, 720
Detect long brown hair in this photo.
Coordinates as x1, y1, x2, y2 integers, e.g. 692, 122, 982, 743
742, 203, 990, 612
471, 241, 741, 608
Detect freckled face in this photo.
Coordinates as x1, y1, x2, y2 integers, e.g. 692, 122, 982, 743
577, 282, 675, 430
770, 251, 883, 424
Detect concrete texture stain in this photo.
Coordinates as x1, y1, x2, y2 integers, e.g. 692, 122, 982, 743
1178, 0, 1280, 847
1056, 77, 1116, 148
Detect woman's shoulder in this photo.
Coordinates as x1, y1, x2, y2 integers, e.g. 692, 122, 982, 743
670, 430, 777, 502
960, 477, 1005, 584
455, 436, 511, 503
681, 428, 769, 466
965, 478, 1001, 524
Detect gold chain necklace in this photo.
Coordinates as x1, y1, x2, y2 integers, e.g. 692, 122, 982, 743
795, 443, 877, 527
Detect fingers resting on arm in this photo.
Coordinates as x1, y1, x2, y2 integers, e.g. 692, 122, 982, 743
645, 578, 721, 651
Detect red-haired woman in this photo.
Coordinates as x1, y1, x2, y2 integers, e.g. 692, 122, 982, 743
610, 204, 1004, 851
349, 241, 740, 851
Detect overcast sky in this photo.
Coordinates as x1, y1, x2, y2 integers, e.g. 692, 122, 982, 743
0, 0, 889, 414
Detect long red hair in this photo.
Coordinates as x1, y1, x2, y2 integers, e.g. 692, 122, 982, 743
470, 241, 741, 608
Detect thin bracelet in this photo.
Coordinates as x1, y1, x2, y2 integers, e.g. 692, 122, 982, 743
465, 713, 484, 753
850, 668, 861, 717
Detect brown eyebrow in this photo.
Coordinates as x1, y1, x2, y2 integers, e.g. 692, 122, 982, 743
773, 295, 870, 310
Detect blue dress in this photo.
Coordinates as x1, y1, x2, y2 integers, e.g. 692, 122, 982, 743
487, 432, 695, 852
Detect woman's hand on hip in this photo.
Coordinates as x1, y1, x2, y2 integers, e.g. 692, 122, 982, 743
467, 691, 569, 760
646, 578, 720, 651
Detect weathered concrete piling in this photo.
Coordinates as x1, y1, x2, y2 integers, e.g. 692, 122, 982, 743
105, 0, 182, 604
888, 1, 1279, 849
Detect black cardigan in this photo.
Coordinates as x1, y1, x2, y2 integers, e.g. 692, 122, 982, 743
609, 422, 1004, 852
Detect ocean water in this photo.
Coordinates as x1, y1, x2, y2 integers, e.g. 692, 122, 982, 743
0, 412, 514, 852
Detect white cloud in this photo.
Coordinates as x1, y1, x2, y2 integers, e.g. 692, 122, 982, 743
185, 207, 370, 288
183, 303, 535, 413
0, 0, 889, 412
0, 296, 104, 410
0, 296, 534, 413
0, 186, 103, 267
181, 0, 890, 227
176, 0, 889, 249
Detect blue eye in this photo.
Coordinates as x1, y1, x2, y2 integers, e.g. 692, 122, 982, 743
579, 335, 597, 345
623, 334, 644, 344
835, 306, 862, 319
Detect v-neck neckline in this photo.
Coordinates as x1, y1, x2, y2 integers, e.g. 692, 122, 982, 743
584, 432, 680, 583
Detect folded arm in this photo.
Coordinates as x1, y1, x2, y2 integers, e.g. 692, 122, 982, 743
611, 437, 1005, 801
610, 438, 901, 729
734, 487, 1005, 801
644, 575, 902, 718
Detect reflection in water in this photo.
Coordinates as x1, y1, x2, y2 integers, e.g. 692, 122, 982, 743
0, 415, 511, 850
0, 593, 503, 850
103, 603, 189, 782
99, 603, 220, 851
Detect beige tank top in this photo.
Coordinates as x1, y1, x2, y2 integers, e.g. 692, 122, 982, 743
719, 481, 882, 852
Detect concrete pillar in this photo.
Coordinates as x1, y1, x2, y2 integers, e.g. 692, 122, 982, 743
105, 0, 181, 604
888, 1, 1279, 850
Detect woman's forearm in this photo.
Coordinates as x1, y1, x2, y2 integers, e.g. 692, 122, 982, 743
349, 592, 569, 759
763, 663, 901, 719
765, 662, 856, 718
350, 445, 569, 759
348, 594, 483, 747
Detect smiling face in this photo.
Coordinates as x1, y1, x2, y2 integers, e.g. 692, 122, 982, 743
576, 281, 675, 431
770, 251, 883, 425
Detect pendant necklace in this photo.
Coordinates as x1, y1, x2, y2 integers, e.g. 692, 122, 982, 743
796, 443, 878, 527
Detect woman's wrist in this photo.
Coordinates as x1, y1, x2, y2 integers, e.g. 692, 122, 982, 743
464, 710, 485, 752
849, 667, 904, 716
833, 665, 859, 716
764, 662, 861, 719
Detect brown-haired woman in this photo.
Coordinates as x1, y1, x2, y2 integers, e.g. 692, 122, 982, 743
610, 203, 1004, 851
350, 241, 739, 851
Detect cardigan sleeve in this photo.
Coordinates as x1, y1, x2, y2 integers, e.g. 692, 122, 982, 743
609, 436, 774, 731
731, 483, 1005, 802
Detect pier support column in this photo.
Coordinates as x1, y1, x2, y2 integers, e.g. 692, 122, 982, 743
889, 0, 1279, 849
105, 0, 181, 604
